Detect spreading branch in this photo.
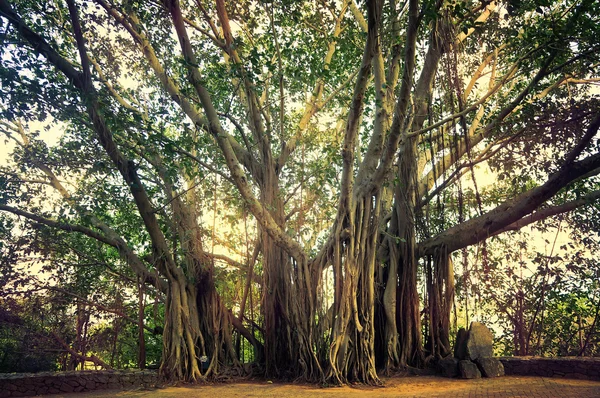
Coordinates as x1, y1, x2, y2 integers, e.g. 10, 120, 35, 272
419, 114, 600, 256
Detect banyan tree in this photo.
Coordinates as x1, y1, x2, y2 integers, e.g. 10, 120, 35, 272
1, 0, 599, 385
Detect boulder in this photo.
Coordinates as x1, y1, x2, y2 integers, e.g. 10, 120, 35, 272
459, 360, 481, 379
454, 327, 468, 360
476, 357, 505, 377
438, 356, 459, 378
466, 322, 494, 361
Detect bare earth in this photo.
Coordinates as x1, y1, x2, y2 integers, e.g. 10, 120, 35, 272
39, 376, 600, 398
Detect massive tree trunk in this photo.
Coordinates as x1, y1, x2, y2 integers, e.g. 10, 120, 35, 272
260, 168, 295, 377
160, 180, 240, 380
324, 194, 381, 384
260, 164, 322, 380
160, 258, 239, 381
386, 136, 424, 368
381, 14, 446, 369
323, 2, 383, 384
161, 276, 202, 380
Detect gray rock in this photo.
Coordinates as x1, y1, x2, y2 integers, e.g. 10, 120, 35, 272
476, 357, 504, 377
67, 378, 80, 387
142, 375, 155, 383
438, 356, 459, 378
4, 383, 17, 391
96, 375, 109, 384
466, 322, 494, 361
59, 383, 74, 393
459, 360, 481, 379
454, 327, 468, 360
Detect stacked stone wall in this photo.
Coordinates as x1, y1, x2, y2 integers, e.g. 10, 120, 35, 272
499, 357, 600, 380
0, 370, 158, 397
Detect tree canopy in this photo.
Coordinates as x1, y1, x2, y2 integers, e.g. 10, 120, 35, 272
1, 0, 599, 385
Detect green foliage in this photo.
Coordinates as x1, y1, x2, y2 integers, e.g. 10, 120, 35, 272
0, 298, 60, 373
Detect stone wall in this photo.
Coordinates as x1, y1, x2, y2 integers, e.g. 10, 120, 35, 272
0, 370, 159, 397
499, 357, 600, 380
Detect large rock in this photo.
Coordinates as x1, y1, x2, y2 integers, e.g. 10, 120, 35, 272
459, 360, 481, 379
466, 322, 494, 361
476, 357, 505, 377
454, 327, 468, 360
438, 356, 459, 378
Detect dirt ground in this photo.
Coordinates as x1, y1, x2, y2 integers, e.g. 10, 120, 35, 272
39, 375, 600, 398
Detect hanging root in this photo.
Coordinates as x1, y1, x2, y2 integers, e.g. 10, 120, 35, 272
426, 245, 454, 359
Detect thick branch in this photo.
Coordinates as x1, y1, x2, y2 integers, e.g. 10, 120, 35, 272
491, 189, 600, 237
0, 204, 166, 290
0, 205, 111, 245
0, 0, 82, 84
419, 118, 600, 256
337, 0, 382, 212
228, 310, 264, 361
69, 1, 177, 278
1, 0, 181, 280
93, 0, 257, 174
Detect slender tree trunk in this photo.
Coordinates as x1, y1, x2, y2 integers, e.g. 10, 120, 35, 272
110, 295, 122, 368
138, 279, 146, 370
515, 290, 526, 355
